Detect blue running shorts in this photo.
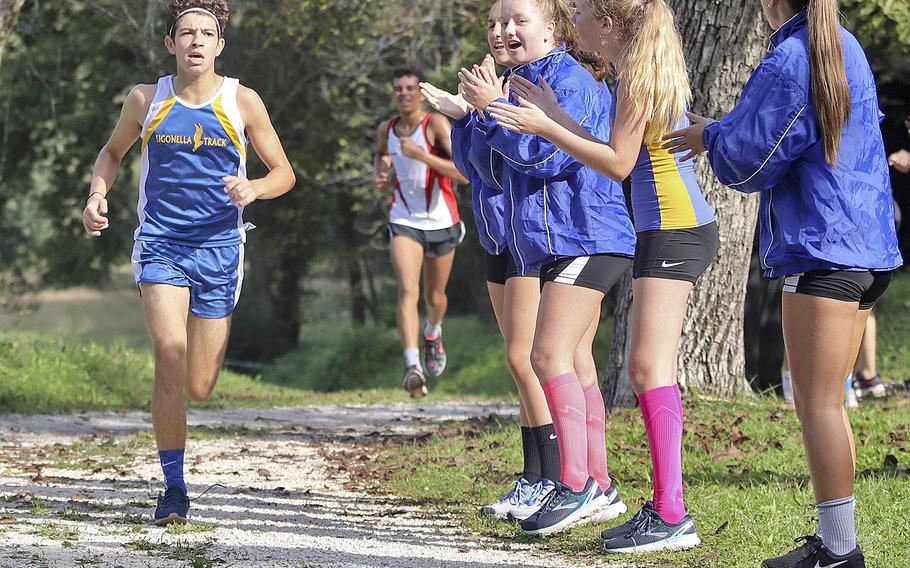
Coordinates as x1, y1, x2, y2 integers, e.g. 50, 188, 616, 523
131, 240, 244, 319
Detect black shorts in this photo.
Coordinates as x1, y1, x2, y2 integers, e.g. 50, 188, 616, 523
540, 254, 632, 294
633, 222, 720, 283
388, 222, 465, 259
485, 250, 541, 284
782, 270, 893, 310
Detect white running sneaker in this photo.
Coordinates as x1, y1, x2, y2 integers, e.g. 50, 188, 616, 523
508, 478, 556, 521
480, 478, 531, 520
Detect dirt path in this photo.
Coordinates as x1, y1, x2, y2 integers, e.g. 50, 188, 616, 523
0, 403, 630, 567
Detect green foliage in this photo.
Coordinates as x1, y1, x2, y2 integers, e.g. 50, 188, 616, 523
380, 395, 910, 568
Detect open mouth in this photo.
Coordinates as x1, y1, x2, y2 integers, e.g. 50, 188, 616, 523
188, 53, 205, 63
507, 40, 523, 50
493, 42, 506, 51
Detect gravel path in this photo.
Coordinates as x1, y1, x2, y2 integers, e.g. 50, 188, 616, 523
0, 403, 632, 567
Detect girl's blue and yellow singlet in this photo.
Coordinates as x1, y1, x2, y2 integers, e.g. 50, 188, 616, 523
135, 75, 248, 247
611, 94, 715, 232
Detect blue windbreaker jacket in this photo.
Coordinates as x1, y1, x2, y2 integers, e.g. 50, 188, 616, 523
470, 48, 636, 274
452, 112, 507, 256
702, 12, 902, 278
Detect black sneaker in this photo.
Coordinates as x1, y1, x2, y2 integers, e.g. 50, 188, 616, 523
423, 335, 447, 377
154, 486, 189, 526
761, 535, 865, 568
402, 365, 427, 398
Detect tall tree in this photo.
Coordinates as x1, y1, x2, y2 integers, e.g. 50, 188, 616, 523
604, 3, 768, 406
0, 0, 24, 66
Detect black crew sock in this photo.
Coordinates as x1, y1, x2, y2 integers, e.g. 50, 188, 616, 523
530, 423, 562, 482
520, 427, 541, 484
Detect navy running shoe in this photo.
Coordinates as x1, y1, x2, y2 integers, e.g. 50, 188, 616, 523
601, 500, 653, 542
423, 336, 447, 377
761, 536, 866, 568
602, 502, 700, 554
480, 477, 531, 520
402, 365, 427, 398
154, 486, 189, 526
519, 477, 613, 536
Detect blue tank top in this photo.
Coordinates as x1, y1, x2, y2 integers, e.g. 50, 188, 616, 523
135, 76, 248, 247
610, 91, 715, 232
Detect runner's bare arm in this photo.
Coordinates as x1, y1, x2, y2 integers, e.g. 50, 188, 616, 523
226, 86, 296, 207
400, 114, 468, 184
375, 120, 392, 192
83, 84, 155, 236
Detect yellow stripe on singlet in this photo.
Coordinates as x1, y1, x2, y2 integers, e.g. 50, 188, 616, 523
212, 94, 246, 161
646, 142, 698, 229
141, 94, 177, 152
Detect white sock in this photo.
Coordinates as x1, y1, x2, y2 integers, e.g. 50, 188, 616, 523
404, 348, 421, 369
423, 321, 442, 339
818, 496, 857, 556
782, 370, 794, 404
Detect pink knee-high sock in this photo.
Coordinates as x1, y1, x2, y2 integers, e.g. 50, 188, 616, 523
542, 373, 589, 492
582, 382, 611, 491
639, 384, 687, 524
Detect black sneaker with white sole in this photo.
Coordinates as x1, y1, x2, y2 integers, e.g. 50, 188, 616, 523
761, 535, 865, 568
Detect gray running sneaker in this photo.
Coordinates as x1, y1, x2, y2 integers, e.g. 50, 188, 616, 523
402, 365, 427, 398
854, 375, 887, 399
423, 336, 447, 377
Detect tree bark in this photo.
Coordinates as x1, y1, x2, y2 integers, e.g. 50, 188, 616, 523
604, 1, 769, 403
0, 0, 25, 67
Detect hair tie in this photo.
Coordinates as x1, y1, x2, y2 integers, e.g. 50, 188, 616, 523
169, 8, 222, 38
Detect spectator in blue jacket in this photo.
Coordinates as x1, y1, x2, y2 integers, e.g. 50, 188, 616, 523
419, 0, 563, 524
460, 0, 635, 538
664, 1, 902, 567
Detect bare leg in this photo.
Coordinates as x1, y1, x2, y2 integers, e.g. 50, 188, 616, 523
627, 278, 694, 395
184, 314, 232, 403
423, 250, 456, 329
142, 284, 190, 453
784, 293, 863, 503
390, 236, 425, 352
503, 276, 550, 426
853, 311, 877, 380
531, 283, 605, 386
573, 307, 601, 390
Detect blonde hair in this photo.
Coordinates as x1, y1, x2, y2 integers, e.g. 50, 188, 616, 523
536, 0, 611, 82
591, 0, 691, 144
790, 0, 850, 165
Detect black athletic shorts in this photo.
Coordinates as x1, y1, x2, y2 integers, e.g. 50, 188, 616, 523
540, 254, 632, 294
633, 222, 720, 283
782, 270, 893, 310
388, 222, 465, 259
485, 250, 541, 284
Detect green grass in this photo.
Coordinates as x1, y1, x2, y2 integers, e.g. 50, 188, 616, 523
376, 395, 910, 568
871, 273, 910, 383
0, 331, 447, 414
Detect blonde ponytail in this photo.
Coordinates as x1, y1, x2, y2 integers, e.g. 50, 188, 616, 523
591, 0, 691, 144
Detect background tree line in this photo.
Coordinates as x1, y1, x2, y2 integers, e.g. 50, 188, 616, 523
0, 0, 908, 396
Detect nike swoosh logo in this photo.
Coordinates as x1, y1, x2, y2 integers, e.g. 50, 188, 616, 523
549, 434, 558, 440
661, 261, 685, 268
161, 461, 178, 468
815, 561, 848, 568
552, 502, 580, 512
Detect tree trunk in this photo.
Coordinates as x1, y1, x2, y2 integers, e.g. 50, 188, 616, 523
0, 0, 25, 67
604, 2, 768, 403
